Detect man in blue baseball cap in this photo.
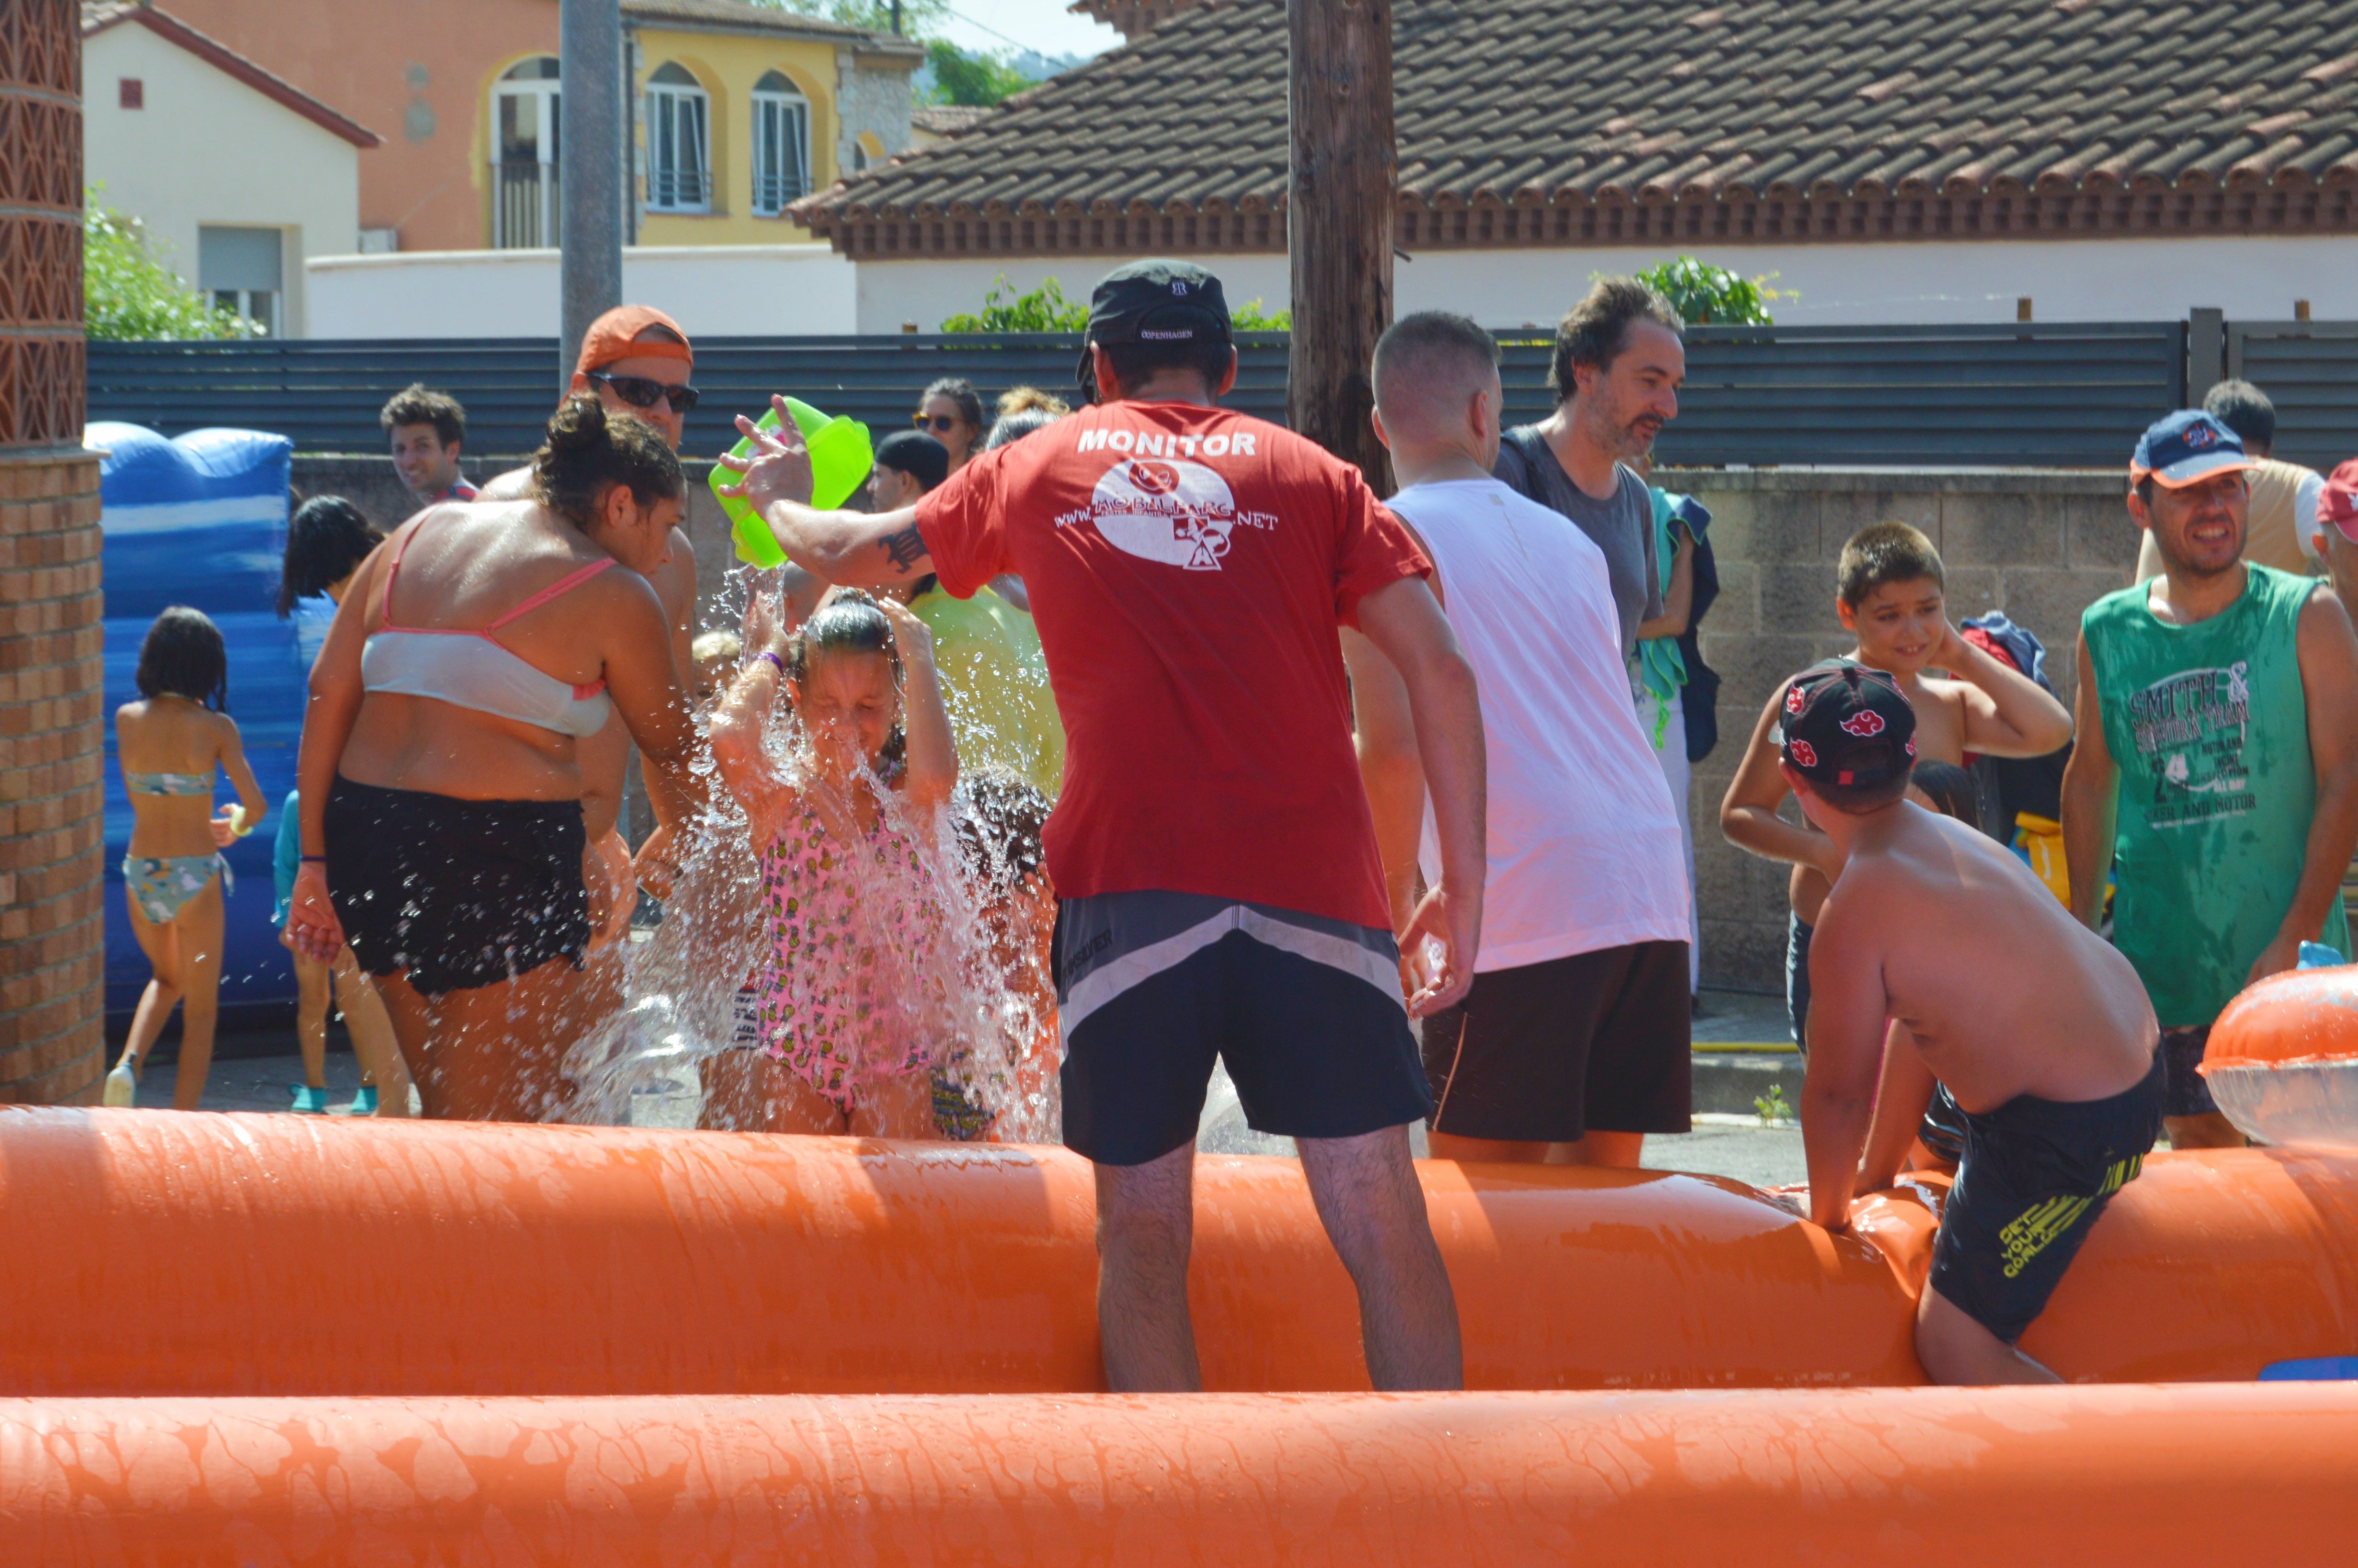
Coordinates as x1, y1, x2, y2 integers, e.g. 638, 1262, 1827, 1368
2061, 409, 2358, 1149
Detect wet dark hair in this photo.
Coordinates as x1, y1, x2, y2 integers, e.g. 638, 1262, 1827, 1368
276, 496, 384, 616
983, 409, 1060, 451
1837, 521, 1945, 608
379, 383, 467, 448
786, 589, 906, 776
951, 766, 1049, 891
1549, 276, 1684, 399
136, 605, 228, 711
921, 376, 985, 433
2202, 379, 2276, 453
1910, 759, 1978, 825
531, 394, 683, 526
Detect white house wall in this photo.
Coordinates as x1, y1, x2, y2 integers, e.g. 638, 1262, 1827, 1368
855, 236, 2358, 334
83, 22, 363, 339
307, 244, 860, 339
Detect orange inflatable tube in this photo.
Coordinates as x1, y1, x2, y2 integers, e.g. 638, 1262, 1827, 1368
3, 1109, 2354, 1393
5, 1386, 2358, 1563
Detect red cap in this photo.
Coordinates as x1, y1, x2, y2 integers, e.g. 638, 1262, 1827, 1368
2319, 459, 2358, 548
575, 305, 693, 376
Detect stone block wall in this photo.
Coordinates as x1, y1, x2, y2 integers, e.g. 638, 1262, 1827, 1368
1663, 467, 2140, 994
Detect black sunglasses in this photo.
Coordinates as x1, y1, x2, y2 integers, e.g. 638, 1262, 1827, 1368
590, 371, 700, 413
912, 413, 962, 432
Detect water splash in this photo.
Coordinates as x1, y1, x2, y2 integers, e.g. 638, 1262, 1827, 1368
557, 568, 1058, 1143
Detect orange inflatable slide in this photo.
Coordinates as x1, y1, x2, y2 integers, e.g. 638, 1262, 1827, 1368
3, 1109, 2356, 1394
3, 1097, 2357, 1560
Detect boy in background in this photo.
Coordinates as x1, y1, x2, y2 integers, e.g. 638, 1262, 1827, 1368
1720, 523, 2073, 1048
1779, 663, 2161, 1385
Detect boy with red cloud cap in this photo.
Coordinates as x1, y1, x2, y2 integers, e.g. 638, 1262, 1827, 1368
481, 306, 705, 937
2063, 410, 2358, 1151
1782, 660, 2162, 1385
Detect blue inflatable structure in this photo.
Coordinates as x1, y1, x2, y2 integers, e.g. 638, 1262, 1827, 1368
94, 422, 325, 1023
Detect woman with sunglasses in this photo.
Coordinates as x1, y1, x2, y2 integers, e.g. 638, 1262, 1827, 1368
913, 377, 986, 474
287, 395, 711, 1123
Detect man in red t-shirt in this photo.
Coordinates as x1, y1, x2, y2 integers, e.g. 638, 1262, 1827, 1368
723, 260, 1487, 1393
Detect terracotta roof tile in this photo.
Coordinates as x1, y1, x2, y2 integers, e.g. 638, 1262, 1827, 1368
803, 0, 2358, 255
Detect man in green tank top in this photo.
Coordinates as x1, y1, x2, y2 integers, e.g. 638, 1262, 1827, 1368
2062, 410, 2358, 1149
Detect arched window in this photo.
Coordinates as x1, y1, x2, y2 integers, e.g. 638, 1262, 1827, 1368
645, 61, 711, 213
490, 56, 561, 247
750, 70, 811, 216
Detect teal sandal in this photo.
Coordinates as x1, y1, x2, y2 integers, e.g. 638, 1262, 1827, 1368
289, 1084, 330, 1114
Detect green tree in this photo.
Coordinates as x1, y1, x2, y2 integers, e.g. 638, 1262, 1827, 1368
941, 275, 1294, 334
83, 192, 248, 341
923, 39, 1035, 106
1632, 255, 1790, 326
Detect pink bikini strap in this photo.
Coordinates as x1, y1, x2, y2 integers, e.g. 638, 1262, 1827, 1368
378, 516, 431, 622
484, 557, 616, 630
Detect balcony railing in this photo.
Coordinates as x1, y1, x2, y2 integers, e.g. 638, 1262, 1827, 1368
494, 160, 555, 249
646, 164, 710, 213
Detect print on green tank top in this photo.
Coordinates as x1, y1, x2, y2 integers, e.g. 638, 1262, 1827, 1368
2083, 563, 2349, 1028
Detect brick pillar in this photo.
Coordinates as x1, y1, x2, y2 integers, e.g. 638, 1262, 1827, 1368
0, 1, 103, 1103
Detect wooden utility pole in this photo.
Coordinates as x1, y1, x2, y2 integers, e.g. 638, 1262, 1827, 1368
1286, 0, 1396, 493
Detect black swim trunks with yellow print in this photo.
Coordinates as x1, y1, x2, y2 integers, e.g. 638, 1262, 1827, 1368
1927, 1050, 2165, 1344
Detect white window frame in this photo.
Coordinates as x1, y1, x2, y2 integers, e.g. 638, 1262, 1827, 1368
491, 59, 561, 248
750, 77, 811, 217
645, 66, 712, 214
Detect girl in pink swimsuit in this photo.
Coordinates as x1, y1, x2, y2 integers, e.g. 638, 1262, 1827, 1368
706, 588, 958, 1137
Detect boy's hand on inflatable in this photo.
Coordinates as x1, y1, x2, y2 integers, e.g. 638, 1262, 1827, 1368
286, 863, 345, 963
1400, 884, 1479, 1018
716, 398, 816, 513
2248, 931, 2303, 988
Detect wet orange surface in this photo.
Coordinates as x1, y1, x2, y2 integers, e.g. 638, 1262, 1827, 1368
3, 1386, 2355, 1563
2208, 966, 2358, 1066
1, 1110, 2350, 1394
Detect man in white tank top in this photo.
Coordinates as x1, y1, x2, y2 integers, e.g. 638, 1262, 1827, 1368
1345, 312, 1694, 1169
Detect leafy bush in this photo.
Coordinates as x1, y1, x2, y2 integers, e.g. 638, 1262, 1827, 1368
941, 275, 1088, 333
84, 193, 249, 341
942, 274, 1292, 334
1633, 255, 1790, 327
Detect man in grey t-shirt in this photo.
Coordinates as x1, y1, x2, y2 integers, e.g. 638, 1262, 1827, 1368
1493, 277, 1687, 658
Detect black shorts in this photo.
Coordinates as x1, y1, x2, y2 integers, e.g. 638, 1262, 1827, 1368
1054, 891, 1432, 1167
1418, 941, 1692, 1143
1928, 1050, 2164, 1344
2158, 1026, 2221, 1118
325, 775, 590, 996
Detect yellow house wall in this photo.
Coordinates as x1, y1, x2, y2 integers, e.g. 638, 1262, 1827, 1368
633, 28, 838, 246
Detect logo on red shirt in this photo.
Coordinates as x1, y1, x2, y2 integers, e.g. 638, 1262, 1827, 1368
1084, 456, 1270, 571
1839, 710, 1887, 738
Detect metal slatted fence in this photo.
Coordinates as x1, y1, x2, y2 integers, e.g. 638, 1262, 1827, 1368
2228, 322, 2358, 473
90, 321, 2192, 466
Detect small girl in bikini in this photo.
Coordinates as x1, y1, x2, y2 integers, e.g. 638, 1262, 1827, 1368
705, 586, 958, 1137
107, 607, 268, 1110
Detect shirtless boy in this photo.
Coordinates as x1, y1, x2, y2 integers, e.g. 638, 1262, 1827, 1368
1780, 662, 2162, 1385
1721, 523, 2073, 1048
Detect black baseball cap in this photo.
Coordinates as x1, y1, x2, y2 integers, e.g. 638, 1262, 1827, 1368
1077, 259, 1232, 400
873, 429, 949, 492
1776, 661, 1917, 791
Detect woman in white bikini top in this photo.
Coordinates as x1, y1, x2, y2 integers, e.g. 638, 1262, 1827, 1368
287, 396, 711, 1122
